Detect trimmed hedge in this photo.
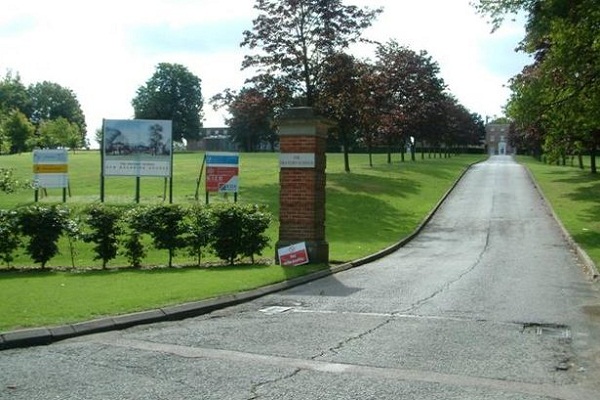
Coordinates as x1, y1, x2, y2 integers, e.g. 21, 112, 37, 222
0, 203, 272, 270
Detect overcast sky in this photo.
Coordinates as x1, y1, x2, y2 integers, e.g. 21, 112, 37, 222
1, 0, 530, 144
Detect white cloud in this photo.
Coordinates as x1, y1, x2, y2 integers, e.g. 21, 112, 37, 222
1, 0, 530, 146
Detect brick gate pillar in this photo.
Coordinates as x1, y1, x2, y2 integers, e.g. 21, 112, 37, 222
276, 107, 334, 264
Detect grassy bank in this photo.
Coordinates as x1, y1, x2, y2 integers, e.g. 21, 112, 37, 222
1, 151, 484, 331
518, 155, 600, 269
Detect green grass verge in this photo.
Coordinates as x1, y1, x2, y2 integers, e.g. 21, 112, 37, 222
0, 263, 326, 330
0, 151, 485, 331
517, 156, 600, 270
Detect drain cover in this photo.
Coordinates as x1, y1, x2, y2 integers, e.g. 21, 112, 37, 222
259, 306, 293, 315
522, 323, 571, 342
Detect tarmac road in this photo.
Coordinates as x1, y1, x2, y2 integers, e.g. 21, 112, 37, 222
1, 155, 600, 399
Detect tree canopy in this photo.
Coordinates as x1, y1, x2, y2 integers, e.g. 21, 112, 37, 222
0, 73, 86, 152
132, 63, 204, 143
474, 0, 600, 172
210, 0, 484, 165
241, 0, 382, 107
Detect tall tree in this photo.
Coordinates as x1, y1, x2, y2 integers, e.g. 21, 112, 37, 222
34, 117, 82, 150
227, 88, 277, 151
0, 71, 30, 114
241, 0, 382, 107
371, 40, 446, 163
3, 110, 34, 153
132, 63, 204, 143
316, 52, 365, 172
27, 81, 86, 147
475, 0, 600, 172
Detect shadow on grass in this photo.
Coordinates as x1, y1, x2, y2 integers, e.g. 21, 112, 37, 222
327, 172, 421, 247
550, 170, 600, 224
328, 170, 421, 197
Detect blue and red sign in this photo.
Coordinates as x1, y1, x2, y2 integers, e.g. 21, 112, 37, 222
206, 152, 239, 193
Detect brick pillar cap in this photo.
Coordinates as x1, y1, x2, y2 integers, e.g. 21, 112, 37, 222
277, 107, 336, 125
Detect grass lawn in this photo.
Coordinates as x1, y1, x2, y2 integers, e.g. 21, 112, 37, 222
517, 156, 600, 269
1, 151, 485, 331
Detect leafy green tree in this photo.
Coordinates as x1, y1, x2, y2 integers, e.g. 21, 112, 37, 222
3, 109, 34, 153
132, 63, 203, 142
475, 0, 600, 172
0, 111, 10, 154
241, 0, 382, 107
32, 117, 81, 150
27, 81, 86, 147
0, 71, 30, 114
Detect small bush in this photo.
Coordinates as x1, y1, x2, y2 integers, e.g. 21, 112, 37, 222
212, 204, 272, 265
83, 204, 122, 269
136, 204, 188, 268
0, 209, 20, 266
122, 207, 148, 269
0, 168, 27, 194
17, 205, 70, 269
185, 205, 215, 266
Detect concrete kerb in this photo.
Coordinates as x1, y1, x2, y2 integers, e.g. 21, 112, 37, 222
523, 164, 599, 281
0, 159, 482, 351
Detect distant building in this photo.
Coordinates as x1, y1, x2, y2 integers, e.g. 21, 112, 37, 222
485, 123, 515, 155
186, 127, 239, 152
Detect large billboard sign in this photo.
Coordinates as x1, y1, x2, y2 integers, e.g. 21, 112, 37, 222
33, 149, 69, 189
205, 152, 239, 193
103, 119, 172, 177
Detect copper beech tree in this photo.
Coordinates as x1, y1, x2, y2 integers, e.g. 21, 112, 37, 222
240, 0, 382, 107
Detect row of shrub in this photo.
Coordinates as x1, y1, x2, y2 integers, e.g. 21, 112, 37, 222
0, 203, 272, 270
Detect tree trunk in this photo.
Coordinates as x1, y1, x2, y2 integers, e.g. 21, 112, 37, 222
578, 153, 584, 169
591, 144, 597, 174
341, 130, 350, 173
343, 147, 350, 173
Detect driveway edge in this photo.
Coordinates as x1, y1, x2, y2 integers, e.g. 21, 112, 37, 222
522, 164, 599, 281
0, 159, 480, 351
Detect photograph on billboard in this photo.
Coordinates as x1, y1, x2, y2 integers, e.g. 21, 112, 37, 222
103, 119, 172, 177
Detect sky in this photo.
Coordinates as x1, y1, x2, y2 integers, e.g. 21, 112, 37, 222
1, 0, 530, 146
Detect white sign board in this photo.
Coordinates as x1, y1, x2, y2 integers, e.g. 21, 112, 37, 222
33, 149, 69, 188
280, 153, 315, 168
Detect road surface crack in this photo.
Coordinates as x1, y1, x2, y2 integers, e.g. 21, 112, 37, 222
247, 368, 302, 399
400, 221, 492, 314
